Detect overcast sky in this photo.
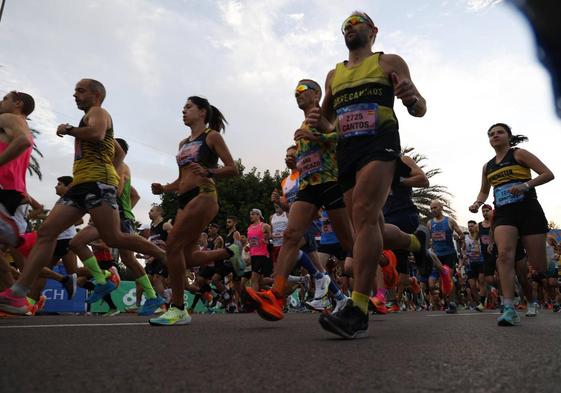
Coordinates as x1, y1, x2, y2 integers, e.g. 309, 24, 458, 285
1, 0, 559, 228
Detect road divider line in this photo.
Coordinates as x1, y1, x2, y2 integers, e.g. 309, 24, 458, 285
0, 322, 148, 329
427, 312, 500, 317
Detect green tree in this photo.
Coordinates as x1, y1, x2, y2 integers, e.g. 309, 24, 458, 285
403, 147, 455, 223
29, 127, 43, 180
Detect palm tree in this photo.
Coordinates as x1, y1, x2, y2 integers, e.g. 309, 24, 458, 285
403, 147, 455, 222
29, 127, 43, 180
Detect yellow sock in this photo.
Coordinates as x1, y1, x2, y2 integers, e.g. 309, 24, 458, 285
409, 234, 421, 252
351, 291, 370, 315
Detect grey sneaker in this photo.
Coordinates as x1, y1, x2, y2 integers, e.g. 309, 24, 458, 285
526, 302, 538, 317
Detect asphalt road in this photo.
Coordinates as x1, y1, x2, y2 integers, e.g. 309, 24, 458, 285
1, 310, 560, 393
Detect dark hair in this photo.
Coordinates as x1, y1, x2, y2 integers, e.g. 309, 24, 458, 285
468, 220, 477, 225
115, 137, 129, 154
209, 223, 219, 229
488, 123, 528, 147
482, 204, 493, 210
84, 79, 106, 103
10, 91, 35, 116
188, 96, 228, 132
57, 176, 73, 186
227, 216, 238, 223
286, 145, 297, 151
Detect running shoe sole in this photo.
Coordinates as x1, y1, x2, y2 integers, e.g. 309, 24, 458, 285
318, 314, 368, 339
243, 288, 284, 321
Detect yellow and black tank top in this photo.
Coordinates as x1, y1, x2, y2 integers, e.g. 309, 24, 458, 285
72, 116, 119, 187
485, 148, 535, 207
330, 52, 398, 138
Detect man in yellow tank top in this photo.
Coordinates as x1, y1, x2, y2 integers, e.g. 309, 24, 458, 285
0, 79, 168, 314
310, 12, 427, 339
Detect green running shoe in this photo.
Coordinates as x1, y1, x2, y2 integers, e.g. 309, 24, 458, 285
149, 306, 192, 326
497, 305, 521, 326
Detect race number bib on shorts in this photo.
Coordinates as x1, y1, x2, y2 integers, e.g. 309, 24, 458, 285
297, 149, 322, 177
494, 182, 524, 207
337, 103, 378, 138
432, 231, 446, 241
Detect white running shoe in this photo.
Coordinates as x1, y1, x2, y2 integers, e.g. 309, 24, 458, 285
313, 274, 331, 300
526, 302, 538, 317
305, 296, 330, 311
333, 296, 350, 313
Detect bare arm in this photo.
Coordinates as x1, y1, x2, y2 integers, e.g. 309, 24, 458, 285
469, 164, 491, 213
0, 114, 32, 166
262, 223, 272, 241
514, 148, 555, 189
449, 218, 465, 241
56, 107, 109, 142
400, 156, 429, 188
380, 54, 426, 117
204, 132, 239, 178
130, 186, 140, 208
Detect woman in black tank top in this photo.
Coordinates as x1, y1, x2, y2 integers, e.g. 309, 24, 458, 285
469, 123, 554, 326
149, 96, 239, 326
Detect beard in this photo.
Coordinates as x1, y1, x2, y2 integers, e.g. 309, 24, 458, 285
345, 31, 370, 50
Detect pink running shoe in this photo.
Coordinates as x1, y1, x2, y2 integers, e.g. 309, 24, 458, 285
0, 288, 31, 315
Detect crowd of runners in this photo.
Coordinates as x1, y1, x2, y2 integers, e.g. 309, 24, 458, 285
0, 11, 557, 339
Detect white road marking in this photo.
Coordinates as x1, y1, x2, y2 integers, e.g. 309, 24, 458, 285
0, 322, 149, 329
427, 312, 501, 317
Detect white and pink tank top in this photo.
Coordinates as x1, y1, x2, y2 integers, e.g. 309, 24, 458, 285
247, 222, 269, 257
0, 139, 32, 193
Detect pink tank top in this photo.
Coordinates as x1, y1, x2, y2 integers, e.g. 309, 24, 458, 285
247, 222, 269, 257
0, 138, 32, 193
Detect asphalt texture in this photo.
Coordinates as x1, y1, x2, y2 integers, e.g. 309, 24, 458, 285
1, 310, 560, 393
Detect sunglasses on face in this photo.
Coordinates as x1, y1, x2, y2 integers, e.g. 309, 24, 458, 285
294, 84, 315, 96
341, 15, 372, 34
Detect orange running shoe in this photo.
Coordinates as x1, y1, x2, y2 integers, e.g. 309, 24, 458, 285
381, 250, 399, 289
369, 295, 387, 315
409, 277, 422, 295
243, 287, 284, 321
440, 265, 453, 296
387, 303, 400, 313
36, 295, 46, 312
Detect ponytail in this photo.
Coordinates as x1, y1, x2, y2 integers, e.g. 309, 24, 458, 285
188, 96, 228, 133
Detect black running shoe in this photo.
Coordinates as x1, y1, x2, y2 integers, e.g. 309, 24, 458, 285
319, 299, 368, 339
412, 225, 430, 266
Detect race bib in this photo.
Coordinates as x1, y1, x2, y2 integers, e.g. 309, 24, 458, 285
337, 103, 378, 138
176, 140, 202, 166
494, 182, 524, 207
249, 236, 259, 248
297, 149, 322, 177
432, 231, 446, 241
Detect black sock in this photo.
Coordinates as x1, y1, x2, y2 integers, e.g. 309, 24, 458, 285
171, 303, 185, 310
191, 294, 201, 309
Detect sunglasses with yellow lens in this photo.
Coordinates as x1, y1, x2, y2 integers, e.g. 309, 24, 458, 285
341, 15, 372, 34
294, 84, 314, 96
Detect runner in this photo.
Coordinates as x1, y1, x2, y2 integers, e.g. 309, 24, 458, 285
469, 122, 554, 326
478, 204, 496, 309
247, 209, 272, 291
244, 79, 354, 321
68, 138, 165, 315
427, 200, 463, 313
0, 79, 167, 314
462, 220, 485, 311
0, 90, 34, 247
149, 96, 239, 326
305, 12, 428, 338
